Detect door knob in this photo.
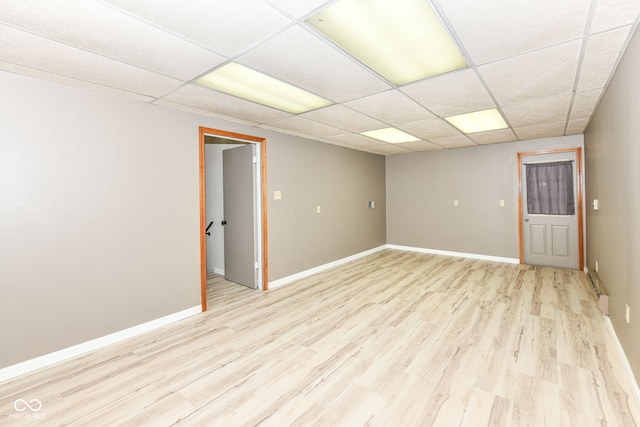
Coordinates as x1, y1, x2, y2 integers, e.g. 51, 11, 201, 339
221, 220, 227, 226
524, 218, 529, 222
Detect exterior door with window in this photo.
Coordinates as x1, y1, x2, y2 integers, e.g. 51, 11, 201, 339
521, 151, 580, 269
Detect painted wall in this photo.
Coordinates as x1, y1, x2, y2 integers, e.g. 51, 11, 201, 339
0, 71, 386, 369
584, 26, 640, 385
204, 143, 238, 274
386, 135, 584, 259
267, 135, 387, 280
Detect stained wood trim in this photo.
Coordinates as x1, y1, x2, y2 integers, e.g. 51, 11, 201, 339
198, 126, 269, 312
517, 146, 584, 270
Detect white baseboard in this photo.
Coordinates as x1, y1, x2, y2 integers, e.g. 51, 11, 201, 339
214, 267, 224, 275
0, 305, 201, 383
268, 245, 387, 289
604, 317, 640, 408
386, 244, 520, 264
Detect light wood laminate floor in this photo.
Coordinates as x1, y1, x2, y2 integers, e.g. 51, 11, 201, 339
1, 249, 639, 426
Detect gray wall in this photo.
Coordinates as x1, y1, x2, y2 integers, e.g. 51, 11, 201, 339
584, 26, 640, 385
0, 71, 386, 369
267, 136, 386, 280
386, 135, 584, 259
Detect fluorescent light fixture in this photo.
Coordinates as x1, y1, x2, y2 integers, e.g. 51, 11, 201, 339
444, 108, 508, 134
361, 127, 420, 143
196, 62, 332, 114
306, 0, 467, 85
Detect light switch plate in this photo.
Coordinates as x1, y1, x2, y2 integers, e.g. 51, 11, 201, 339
274, 190, 282, 200
454, 199, 459, 207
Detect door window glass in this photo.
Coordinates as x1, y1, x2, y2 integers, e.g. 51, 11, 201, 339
526, 161, 575, 215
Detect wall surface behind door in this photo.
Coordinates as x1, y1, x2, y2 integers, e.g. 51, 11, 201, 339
584, 24, 640, 385
204, 143, 237, 274
386, 134, 584, 259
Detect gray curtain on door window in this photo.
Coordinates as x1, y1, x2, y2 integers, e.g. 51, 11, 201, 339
526, 161, 575, 215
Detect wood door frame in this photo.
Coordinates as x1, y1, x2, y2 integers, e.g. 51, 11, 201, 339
199, 126, 269, 311
517, 146, 584, 270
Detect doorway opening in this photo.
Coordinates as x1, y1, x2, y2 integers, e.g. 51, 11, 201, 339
199, 127, 268, 312
517, 147, 583, 270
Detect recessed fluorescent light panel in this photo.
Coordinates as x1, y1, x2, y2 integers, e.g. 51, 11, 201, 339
196, 62, 333, 114
306, 0, 467, 85
361, 127, 420, 143
444, 108, 508, 134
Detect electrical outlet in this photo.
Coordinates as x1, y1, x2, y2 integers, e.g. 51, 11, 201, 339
625, 304, 630, 324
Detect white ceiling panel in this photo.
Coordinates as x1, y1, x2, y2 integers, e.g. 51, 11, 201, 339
513, 121, 567, 141
398, 119, 462, 140
0, 24, 181, 97
104, 0, 291, 56
324, 133, 413, 155
479, 40, 582, 105
162, 84, 291, 124
345, 90, 437, 125
590, 0, 640, 33
237, 25, 391, 102
0, 0, 224, 81
267, 0, 334, 19
468, 129, 518, 145
0, 61, 155, 103
154, 99, 261, 126
571, 89, 602, 120
395, 141, 442, 152
577, 26, 631, 92
437, 0, 590, 64
301, 105, 387, 133
502, 94, 572, 128
431, 135, 477, 149
401, 69, 495, 117
260, 115, 346, 137
566, 118, 590, 135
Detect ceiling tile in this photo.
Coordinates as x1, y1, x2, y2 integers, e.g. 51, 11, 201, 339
162, 84, 291, 123
478, 40, 582, 105
430, 135, 477, 148
260, 115, 346, 137
267, 0, 333, 19
438, 0, 590, 64
570, 89, 602, 120
237, 25, 391, 102
566, 118, 590, 135
344, 90, 437, 125
397, 119, 462, 140
0, 0, 224, 81
395, 141, 442, 152
153, 99, 261, 126
104, 0, 291, 56
468, 129, 518, 145
0, 25, 181, 97
401, 68, 495, 117
577, 26, 631, 92
324, 133, 411, 155
301, 104, 387, 133
590, 0, 640, 33
513, 121, 567, 141
502, 94, 572, 128
0, 61, 155, 102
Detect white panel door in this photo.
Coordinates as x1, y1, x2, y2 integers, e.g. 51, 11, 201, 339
521, 151, 579, 269
223, 144, 257, 288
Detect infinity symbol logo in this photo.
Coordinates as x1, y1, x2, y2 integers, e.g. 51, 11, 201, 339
14, 399, 42, 412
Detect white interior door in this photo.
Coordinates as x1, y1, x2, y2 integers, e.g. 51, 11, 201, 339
521, 151, 579, 269
223, 144, 257, 288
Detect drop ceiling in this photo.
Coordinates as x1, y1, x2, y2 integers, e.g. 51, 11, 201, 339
1, 0, 638, 155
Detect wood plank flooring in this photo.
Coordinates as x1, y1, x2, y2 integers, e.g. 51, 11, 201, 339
1, 249, 638, 426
